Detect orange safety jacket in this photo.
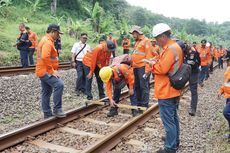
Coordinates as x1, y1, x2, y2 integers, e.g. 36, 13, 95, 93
131, 35, 154, 73
82, 51, 93, 68
35, 34, 59, 77
105, 64, 134, 101
219, 67, 230, 98
218, 48, 226, 57
90, 42, 112, 74
122, 38, 130, 49
197, 46, 211, 66
28, 31, 38, 49
152, 40, 183, 99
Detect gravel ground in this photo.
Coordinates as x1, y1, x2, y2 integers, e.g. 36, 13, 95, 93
0, 68, 101, 135
110, 67, 227, 153
0, 66, 228, 153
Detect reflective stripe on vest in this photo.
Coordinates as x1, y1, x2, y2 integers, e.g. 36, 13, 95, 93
132, 49, 145, 55
168, 45, 179, 76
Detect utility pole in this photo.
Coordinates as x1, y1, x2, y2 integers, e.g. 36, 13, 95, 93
51, 0, 57, 15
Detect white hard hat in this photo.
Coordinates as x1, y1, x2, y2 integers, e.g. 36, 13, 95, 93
206, 42, 210, 47
152, 23, 171, 38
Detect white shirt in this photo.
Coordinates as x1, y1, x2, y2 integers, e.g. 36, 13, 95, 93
71, 41, 91, 61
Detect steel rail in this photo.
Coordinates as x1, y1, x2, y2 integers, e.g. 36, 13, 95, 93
0, 62, 71, 76
83, 63, 219, 153
0, 63, 218, 151
0, 89, 132, 151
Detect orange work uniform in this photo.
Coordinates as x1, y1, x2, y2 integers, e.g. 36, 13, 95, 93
28, 31, 38, 49
197, 46, 211, 66
219, 67, 230, 98
35, 34, 59, 77
132, 35, 154, 73
152, 40, 183, 99
106, 64, 134, 101
89, 42, 112, 75
82, 51, 93, 68
122, 38, 131, 49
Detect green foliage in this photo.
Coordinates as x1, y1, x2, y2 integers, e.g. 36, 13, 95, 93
1, 0, 230, 66
25, 0, 46, 14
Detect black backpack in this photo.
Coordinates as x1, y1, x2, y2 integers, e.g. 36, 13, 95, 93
168, 45, 191, 90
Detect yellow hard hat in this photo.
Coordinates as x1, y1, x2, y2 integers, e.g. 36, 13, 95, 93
99, 66, 113, 83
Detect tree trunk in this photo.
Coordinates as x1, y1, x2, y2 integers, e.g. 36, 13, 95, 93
51, 0, 57, 15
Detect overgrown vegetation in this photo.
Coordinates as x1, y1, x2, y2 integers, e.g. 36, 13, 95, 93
0, 0, 230, 66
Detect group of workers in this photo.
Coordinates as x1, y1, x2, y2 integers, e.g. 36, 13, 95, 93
14, 22, 230, 153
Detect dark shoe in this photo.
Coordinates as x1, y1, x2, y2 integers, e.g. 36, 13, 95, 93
189, 109, 196, 116
87, 96, 93, 100
131, 109, 139, 117
53, 110, 66, 118
156, 148, 176, 153
199, 83, 204, 87
107, 107, 118, 117
76, 91, 80, 96
161, 136, 180, 150
44, 113, 53, 119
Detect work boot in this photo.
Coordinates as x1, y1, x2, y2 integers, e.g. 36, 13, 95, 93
53, 110, 66, 118
107, 107, 118, 117
131, 109, 139, 117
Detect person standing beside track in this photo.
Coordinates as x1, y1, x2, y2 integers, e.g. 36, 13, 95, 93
129, 25, 153, 116
218, 50, 230, 143
35, 24, 66, 119
25, 26, 38, 65
197, 39, 211, 87
122, 35, 131, 54
185, 45, 201, 116
14, 23, 31, 68
151, 23, 183, 153
71, 33, 90, 96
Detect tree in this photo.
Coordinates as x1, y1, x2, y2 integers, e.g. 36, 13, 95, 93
51, 0, 57, 15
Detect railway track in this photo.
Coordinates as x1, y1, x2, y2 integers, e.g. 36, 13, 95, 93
0, 62, 72, 76
0, 64, 219, 153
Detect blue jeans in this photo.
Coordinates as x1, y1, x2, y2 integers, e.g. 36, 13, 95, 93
218, 57, 223, 69
199, 66, 208, 84
113, 83, 135, 105
28, 48, 35, 65
133, 67, 150, 107
189, 73, 198, 112
83, 64, 93, 98
223, 98, 230, 130
84, 65, 105, 99
40, 74, 64, 116
75, 61, 86, 92
19, 49, 29, 68
158, 97, 180, 152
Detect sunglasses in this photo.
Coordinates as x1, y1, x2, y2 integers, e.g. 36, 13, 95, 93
82, 37, 88, 39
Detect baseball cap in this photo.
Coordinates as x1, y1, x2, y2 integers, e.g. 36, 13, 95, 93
201, 39, 207, 44
107, 40, 116, 52
47, 24, 63, 34
129, 25, 143, 34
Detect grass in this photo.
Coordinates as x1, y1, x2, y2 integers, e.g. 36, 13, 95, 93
206, 111, 230, 153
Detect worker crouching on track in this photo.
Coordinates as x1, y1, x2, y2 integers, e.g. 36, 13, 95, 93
35, 24, 66, 119
99, 64, 135, 117
218, 50, 230, 143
